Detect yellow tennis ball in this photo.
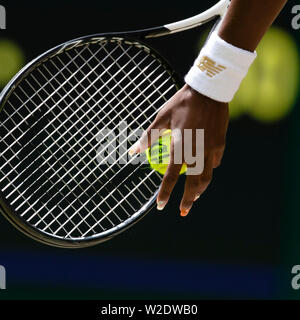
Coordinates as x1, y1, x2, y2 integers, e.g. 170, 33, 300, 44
145, 129, 187, 175
230, 27, 299, 122
0, 39, 25, 87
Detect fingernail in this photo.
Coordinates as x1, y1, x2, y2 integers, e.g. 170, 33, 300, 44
128, 148, 135, 157
128, 142, 140, 157
194, 194, 200, 201
157, 201, 166, 211
180, 209, 190, 217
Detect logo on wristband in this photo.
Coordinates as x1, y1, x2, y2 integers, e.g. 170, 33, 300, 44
197, 56, 226, 78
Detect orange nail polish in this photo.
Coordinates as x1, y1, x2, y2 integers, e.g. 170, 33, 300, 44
180, 209, 190, 217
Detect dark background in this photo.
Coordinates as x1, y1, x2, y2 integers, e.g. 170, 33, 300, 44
0, 0, 300, 299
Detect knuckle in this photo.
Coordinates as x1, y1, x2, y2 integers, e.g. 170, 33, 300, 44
215, 140, 226, 151
189, 178, 201, 190
159, 189, 170, 200
164, 171, 178, 185
181, 202, 193, 210
201, 174, 212, 185
213, 161, 221, 169
206, 140, 225, 152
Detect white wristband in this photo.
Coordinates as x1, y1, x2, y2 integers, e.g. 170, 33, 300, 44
184, 32, 257, 102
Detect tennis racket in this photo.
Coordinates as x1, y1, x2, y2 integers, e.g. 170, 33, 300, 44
0, 0, 230, 248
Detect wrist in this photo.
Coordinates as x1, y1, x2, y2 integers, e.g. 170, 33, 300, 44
184, 32, 257, 103
182, 84, 228, 108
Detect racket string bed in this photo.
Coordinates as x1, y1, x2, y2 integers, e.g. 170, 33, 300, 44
0, 0, 231, 247
1, 43, 168, 195
2, 91, 102, 236
20, 75, 115, 233
0, 40, 131, 235
0, 38, 178, 243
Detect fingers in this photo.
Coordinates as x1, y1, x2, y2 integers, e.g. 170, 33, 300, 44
129, 117, 168, 156
155, 142, 218, 215
156, 139, 182, 211
179, 175, 202, 216
180, 154, 214, 217
179, 146, 225, 216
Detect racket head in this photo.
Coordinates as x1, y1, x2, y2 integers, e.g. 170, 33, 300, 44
0, 34, 181, 248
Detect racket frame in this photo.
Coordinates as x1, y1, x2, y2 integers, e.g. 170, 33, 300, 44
0, 0, 229, 247
0, 35, 180, 248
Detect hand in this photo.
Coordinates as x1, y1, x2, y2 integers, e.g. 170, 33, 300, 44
129, 84, 229, 216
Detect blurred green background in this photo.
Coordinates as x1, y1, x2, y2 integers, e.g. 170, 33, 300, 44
0, 0, 300, 299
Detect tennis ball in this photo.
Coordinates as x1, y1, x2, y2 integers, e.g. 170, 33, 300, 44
249, 27, 299, 122
145, 129, 187, 175
230, 27, 299, 122
0, 39, 24, 88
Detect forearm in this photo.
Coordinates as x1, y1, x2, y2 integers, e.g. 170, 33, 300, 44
218, 0, 287, 52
